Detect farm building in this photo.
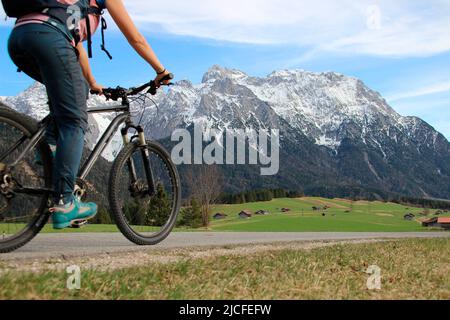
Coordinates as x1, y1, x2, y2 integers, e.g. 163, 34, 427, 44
255, 210, 270, 215
239, 210, 253, 219
213, 213, 228, 220
422, 217, 450, 230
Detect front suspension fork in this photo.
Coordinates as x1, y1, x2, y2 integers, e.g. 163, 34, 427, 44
122, 126, 156, 197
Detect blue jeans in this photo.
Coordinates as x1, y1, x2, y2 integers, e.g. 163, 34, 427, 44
8, 23, 88, 204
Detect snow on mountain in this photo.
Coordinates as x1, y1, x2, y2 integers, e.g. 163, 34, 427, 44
144, 65, 446, 155
139, 65, 450, 199
3, 66, 447, 162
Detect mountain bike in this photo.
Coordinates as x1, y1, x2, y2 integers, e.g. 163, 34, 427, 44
0, 75, 181, 253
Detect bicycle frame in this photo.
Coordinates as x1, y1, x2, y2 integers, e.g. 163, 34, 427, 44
4, 98, 156, 197
79, 105, 130, 180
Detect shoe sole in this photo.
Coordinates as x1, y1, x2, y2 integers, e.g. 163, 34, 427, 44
53, 214, 97, 230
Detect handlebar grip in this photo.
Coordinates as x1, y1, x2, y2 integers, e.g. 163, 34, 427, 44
148, 73, 175, 95
90, 89, 101, 95
162, 73, 174, 82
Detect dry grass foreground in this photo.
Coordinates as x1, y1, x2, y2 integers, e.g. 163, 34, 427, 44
0, 238, 448, 300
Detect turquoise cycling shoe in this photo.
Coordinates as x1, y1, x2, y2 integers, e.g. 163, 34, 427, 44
35, 145, 56, 165
50, 199, 98, 229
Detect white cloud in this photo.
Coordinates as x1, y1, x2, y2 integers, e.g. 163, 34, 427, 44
2, 1, 449, 58
122, 0, 450, 58
388, 82, 450, 102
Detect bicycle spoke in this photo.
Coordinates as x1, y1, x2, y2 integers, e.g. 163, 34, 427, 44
2, 215, 36, 222
0, 135, 27, 162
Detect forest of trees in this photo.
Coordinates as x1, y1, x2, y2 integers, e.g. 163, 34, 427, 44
177, 198, 203, 228
216, 188, 450, 210
218, 188, 304, 204
390, 196, 450, 210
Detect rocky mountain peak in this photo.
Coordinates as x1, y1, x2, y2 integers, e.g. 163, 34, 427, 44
202, 65, 248, 83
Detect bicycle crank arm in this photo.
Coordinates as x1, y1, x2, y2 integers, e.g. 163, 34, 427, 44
13, 187, 53, 196
70, 220, 88, 229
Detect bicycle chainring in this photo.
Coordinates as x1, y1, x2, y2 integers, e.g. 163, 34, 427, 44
0, 171, 14, 215
74, 178, 88, 201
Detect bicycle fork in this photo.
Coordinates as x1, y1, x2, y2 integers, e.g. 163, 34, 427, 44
121, 126, 156, 197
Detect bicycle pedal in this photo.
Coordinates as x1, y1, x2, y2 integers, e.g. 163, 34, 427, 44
70, 220, 88, 228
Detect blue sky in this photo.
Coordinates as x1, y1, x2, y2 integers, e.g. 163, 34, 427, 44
1, 0, 449, 138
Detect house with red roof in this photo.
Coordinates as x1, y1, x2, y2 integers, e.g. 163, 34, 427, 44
422, 217, 450, 230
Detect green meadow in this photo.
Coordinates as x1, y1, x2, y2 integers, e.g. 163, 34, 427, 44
2, 197, 447, 234
209, 197, 449, 232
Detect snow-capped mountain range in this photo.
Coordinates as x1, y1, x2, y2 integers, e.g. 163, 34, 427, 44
147, 65, 442, 152
2, 65, 450, 199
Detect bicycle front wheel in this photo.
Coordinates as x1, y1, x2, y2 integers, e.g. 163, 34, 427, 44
109, 140, 181, 246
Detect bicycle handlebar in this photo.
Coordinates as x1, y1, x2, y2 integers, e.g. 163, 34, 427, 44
90, 73, 174, 101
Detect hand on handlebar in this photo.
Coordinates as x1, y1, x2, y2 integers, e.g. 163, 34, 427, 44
148, 72, 174, 95
89, 72, 175, 101
154, 69, 173, 88
89, 82, 104, 96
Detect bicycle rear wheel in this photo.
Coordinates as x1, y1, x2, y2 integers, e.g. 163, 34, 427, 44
0, 105, 52, 253
109, 140, 181, 246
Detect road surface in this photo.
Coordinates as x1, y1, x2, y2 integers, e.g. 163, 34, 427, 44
0, 232, 448, 261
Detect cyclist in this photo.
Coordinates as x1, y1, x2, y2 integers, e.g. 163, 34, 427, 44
7, 0, 172, 229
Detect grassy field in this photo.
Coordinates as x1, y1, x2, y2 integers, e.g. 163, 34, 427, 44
209, 197, 450, 232
0, 238, 448, 299
2, 197, 447, 234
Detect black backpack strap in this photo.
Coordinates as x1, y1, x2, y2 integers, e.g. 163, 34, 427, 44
85, 7, 101, 59
86, 7, 112, 60
100, 17, 113, 60
85, 8, 93, 58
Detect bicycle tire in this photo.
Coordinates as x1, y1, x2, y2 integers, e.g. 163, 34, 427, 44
109, 140, 181, 246
0, 104, 52, 253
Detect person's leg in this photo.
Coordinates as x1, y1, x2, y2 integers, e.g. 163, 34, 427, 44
52, 122, 85, 204
9, 26, 58, 151
8, 24, 96, 228
45, 102, 58, 148
9, 24, 88, 204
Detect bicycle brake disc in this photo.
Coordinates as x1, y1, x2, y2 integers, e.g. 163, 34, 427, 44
129, 179, 148, 198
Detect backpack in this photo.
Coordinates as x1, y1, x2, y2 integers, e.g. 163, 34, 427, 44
1, 0, 111, 59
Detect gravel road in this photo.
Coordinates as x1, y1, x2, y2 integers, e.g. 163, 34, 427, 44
0, 232, 448, 261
